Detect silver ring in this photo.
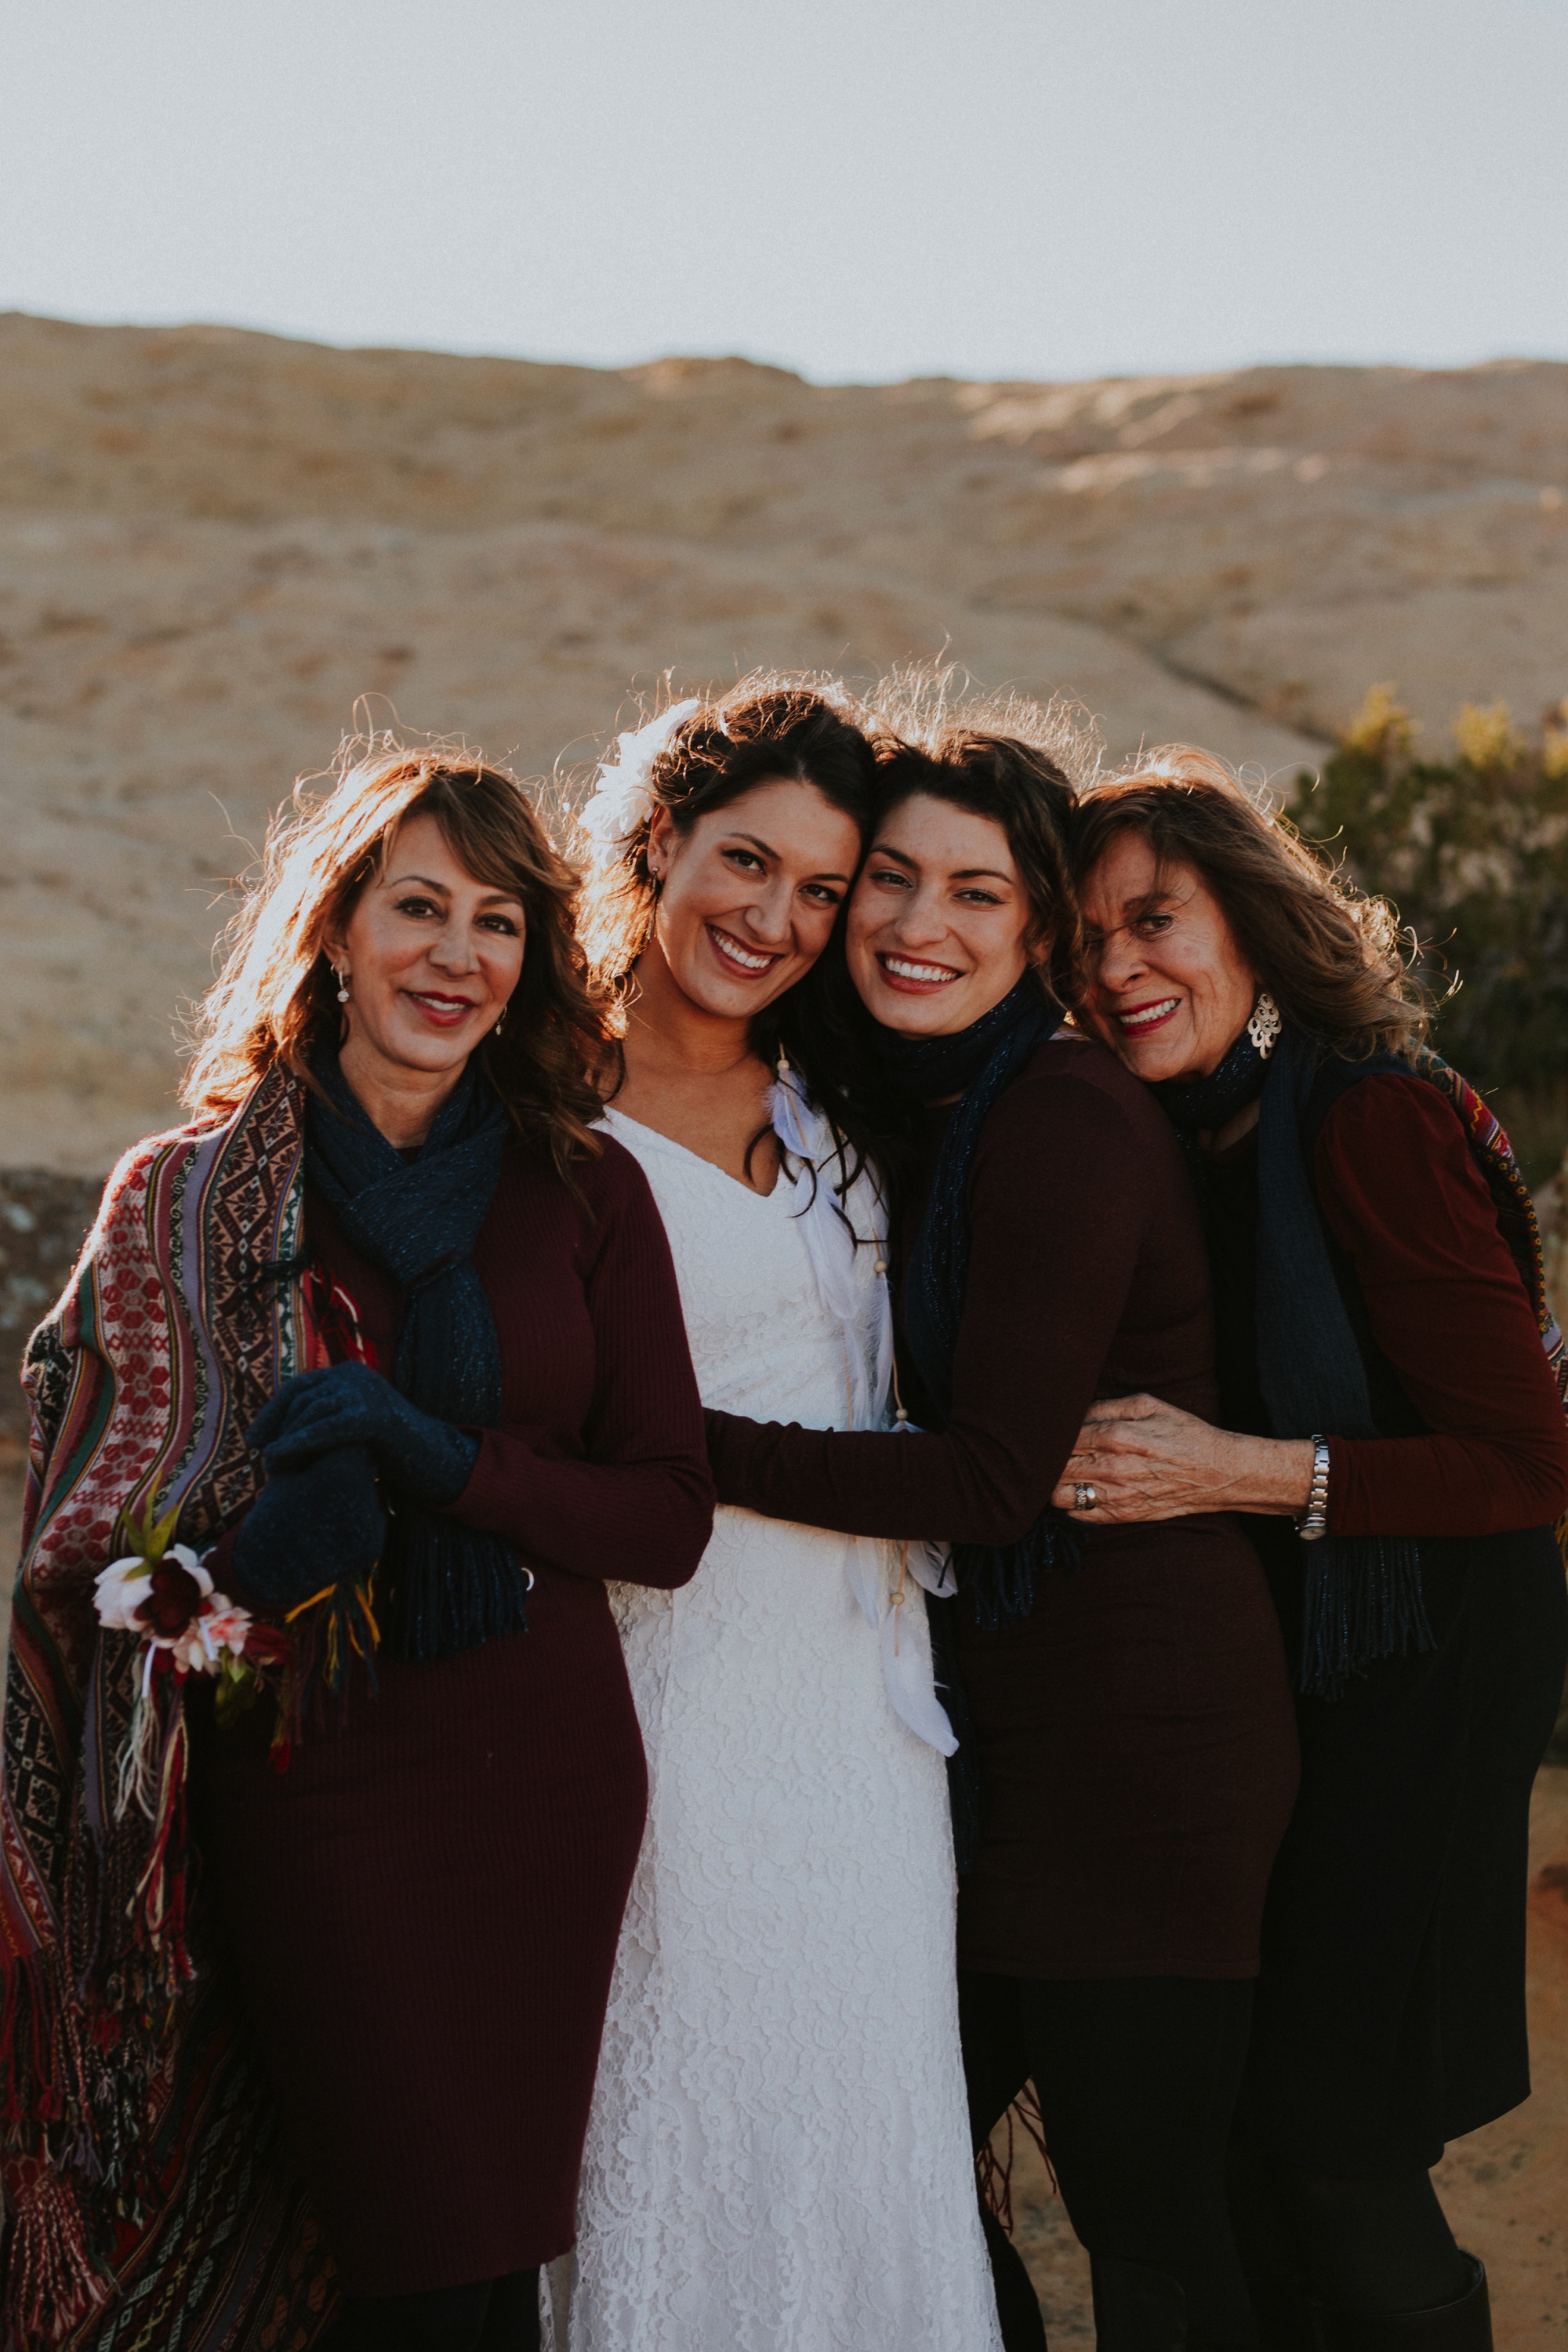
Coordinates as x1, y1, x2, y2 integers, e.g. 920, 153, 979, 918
1074, 1481, 1098, 1511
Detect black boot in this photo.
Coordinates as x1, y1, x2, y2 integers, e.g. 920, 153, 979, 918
978, 2199, 1051, 2350
1091, 2256, 1188, 2348
1244, 2289, 1319, 2352
1311, 2256, 1492, 2350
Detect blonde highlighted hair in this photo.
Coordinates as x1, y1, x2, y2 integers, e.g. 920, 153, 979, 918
184, 736, 615, 1177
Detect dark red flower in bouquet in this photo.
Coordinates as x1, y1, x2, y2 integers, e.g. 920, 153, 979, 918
137, 1561, 206, 1639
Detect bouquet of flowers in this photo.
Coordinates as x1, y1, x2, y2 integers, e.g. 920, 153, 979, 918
92, 1496, 291, 1934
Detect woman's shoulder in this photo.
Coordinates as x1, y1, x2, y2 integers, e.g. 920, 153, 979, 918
1310, 1064, 1501, 1238
1312, 1063, 1461, 1166
970, 1030, 1183, 1222
1006, 1029, 1180, 1146
499, 1120, 659, 1219
90, 1115, 234, 1253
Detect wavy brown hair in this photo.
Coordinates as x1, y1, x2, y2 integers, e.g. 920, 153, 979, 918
184, 738, 615, 1177
1070, 747, 1428, 1058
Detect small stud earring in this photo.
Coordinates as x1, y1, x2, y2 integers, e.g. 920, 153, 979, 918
335, 970, 350, 1005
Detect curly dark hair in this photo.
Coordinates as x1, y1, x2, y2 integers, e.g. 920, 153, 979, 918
576, 673, 883, 1179
185, 739, 615, 1179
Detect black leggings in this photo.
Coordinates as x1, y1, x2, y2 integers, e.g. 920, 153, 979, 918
960, 1972, 1258, 2350
1226, 2136, 1473, 2320
324, 2268, 541, 2352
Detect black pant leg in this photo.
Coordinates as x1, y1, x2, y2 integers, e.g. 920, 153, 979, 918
477, 2270, 541, 2350
329, 2277, 495, 2352
1018, 1976, 1258, 2349
959, 1966, 1033, 2147
959, 1970, 1050, 2351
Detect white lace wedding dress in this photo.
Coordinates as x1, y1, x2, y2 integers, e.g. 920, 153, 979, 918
550, 1108, 1003, 2352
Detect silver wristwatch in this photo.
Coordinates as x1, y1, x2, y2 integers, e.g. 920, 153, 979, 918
1294, 1434, 1331, 1541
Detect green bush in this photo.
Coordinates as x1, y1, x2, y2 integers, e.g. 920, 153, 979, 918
1286, 689, 1568, 1183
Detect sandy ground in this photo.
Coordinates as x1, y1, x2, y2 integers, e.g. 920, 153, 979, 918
4, 315, 1568, 1169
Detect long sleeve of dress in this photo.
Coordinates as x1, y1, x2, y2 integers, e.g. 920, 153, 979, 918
1318, 1075, 1568, 1537
452, 1154, 714, 1589
706, 1062, 1154, 1541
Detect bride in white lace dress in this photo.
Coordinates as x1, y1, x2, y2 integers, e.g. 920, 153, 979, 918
551, 684, 1002, 2352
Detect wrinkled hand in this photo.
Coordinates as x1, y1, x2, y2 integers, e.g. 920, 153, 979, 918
234, 1443, 387, 1609
248, 1363, 479, 1506
1051, 1393, 1262, 1524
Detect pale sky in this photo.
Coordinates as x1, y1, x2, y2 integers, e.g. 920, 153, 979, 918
4, 0, 1566, 384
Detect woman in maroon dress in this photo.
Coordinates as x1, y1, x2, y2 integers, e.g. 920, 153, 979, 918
1062, 753, 1568, 2352
706, 713, 1300, 2352
202, 748, 713, 2351
13, 741, 714, 2352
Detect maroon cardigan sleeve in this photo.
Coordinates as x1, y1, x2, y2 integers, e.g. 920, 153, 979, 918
1318, 1074, 1568, 1538
450, 1156, 713, 1590
705, 1069, 1149, 1541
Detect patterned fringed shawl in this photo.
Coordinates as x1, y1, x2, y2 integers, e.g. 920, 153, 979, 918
1417, 1048, 1568, 1403
0, 1067, 336, 2350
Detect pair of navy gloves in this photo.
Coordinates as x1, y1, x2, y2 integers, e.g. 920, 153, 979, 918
234, 1363, 478, 1609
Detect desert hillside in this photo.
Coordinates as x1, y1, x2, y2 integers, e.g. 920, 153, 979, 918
2, 312, 1566, 1168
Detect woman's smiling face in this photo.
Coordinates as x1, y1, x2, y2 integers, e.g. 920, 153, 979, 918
328, 810, 525, 1083
646, 775, 863, 1019
1078, 827, 1258, 1082
847, 793, 1036, 1036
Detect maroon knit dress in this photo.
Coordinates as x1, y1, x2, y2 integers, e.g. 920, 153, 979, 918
706, 1035, 1301, 1980
194, 1132, 713, 2298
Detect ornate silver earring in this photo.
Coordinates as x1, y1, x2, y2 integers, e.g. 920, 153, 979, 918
335, 969, 350, 1005
1247, 991, 1282, 1058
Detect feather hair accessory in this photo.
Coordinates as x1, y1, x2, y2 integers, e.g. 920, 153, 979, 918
577, 698, 702, 870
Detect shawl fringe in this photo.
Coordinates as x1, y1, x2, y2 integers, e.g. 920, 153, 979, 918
0, 1069, 336, 2347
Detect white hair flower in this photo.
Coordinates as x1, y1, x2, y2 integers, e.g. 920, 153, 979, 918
577, 699, 702, 871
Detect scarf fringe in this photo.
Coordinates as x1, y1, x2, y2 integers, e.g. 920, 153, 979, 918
976, 2082, 1056, 2236
382, 1515, 530, 1663
956, 1511, 1083, 1635
4, 2158, 111, 2346
1299, 1534, 1435, 1702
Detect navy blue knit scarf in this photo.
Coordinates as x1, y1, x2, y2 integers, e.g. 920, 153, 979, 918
880, 975, 1077, 1633
1154, 1020, 1432, 1700
877, 979, 1071, 1872
306, 1049, 527, 1661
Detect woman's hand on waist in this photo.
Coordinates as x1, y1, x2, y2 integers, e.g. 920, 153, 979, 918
1051, 1393, 1316, 1523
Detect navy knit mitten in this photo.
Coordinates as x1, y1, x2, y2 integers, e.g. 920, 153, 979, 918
233, 1442, 387, 1610
248, 1363, 479, 1506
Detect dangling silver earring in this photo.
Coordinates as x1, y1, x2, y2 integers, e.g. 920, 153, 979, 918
495, 1004, 506, 1036
1247, 991, 1282, 1058
335, 968, 350, 1005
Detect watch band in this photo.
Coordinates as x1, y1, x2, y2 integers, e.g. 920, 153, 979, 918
1294, 1434, 1331, 1541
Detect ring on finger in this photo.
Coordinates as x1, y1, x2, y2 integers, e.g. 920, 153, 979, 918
1073, 1481, 1098, 1512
